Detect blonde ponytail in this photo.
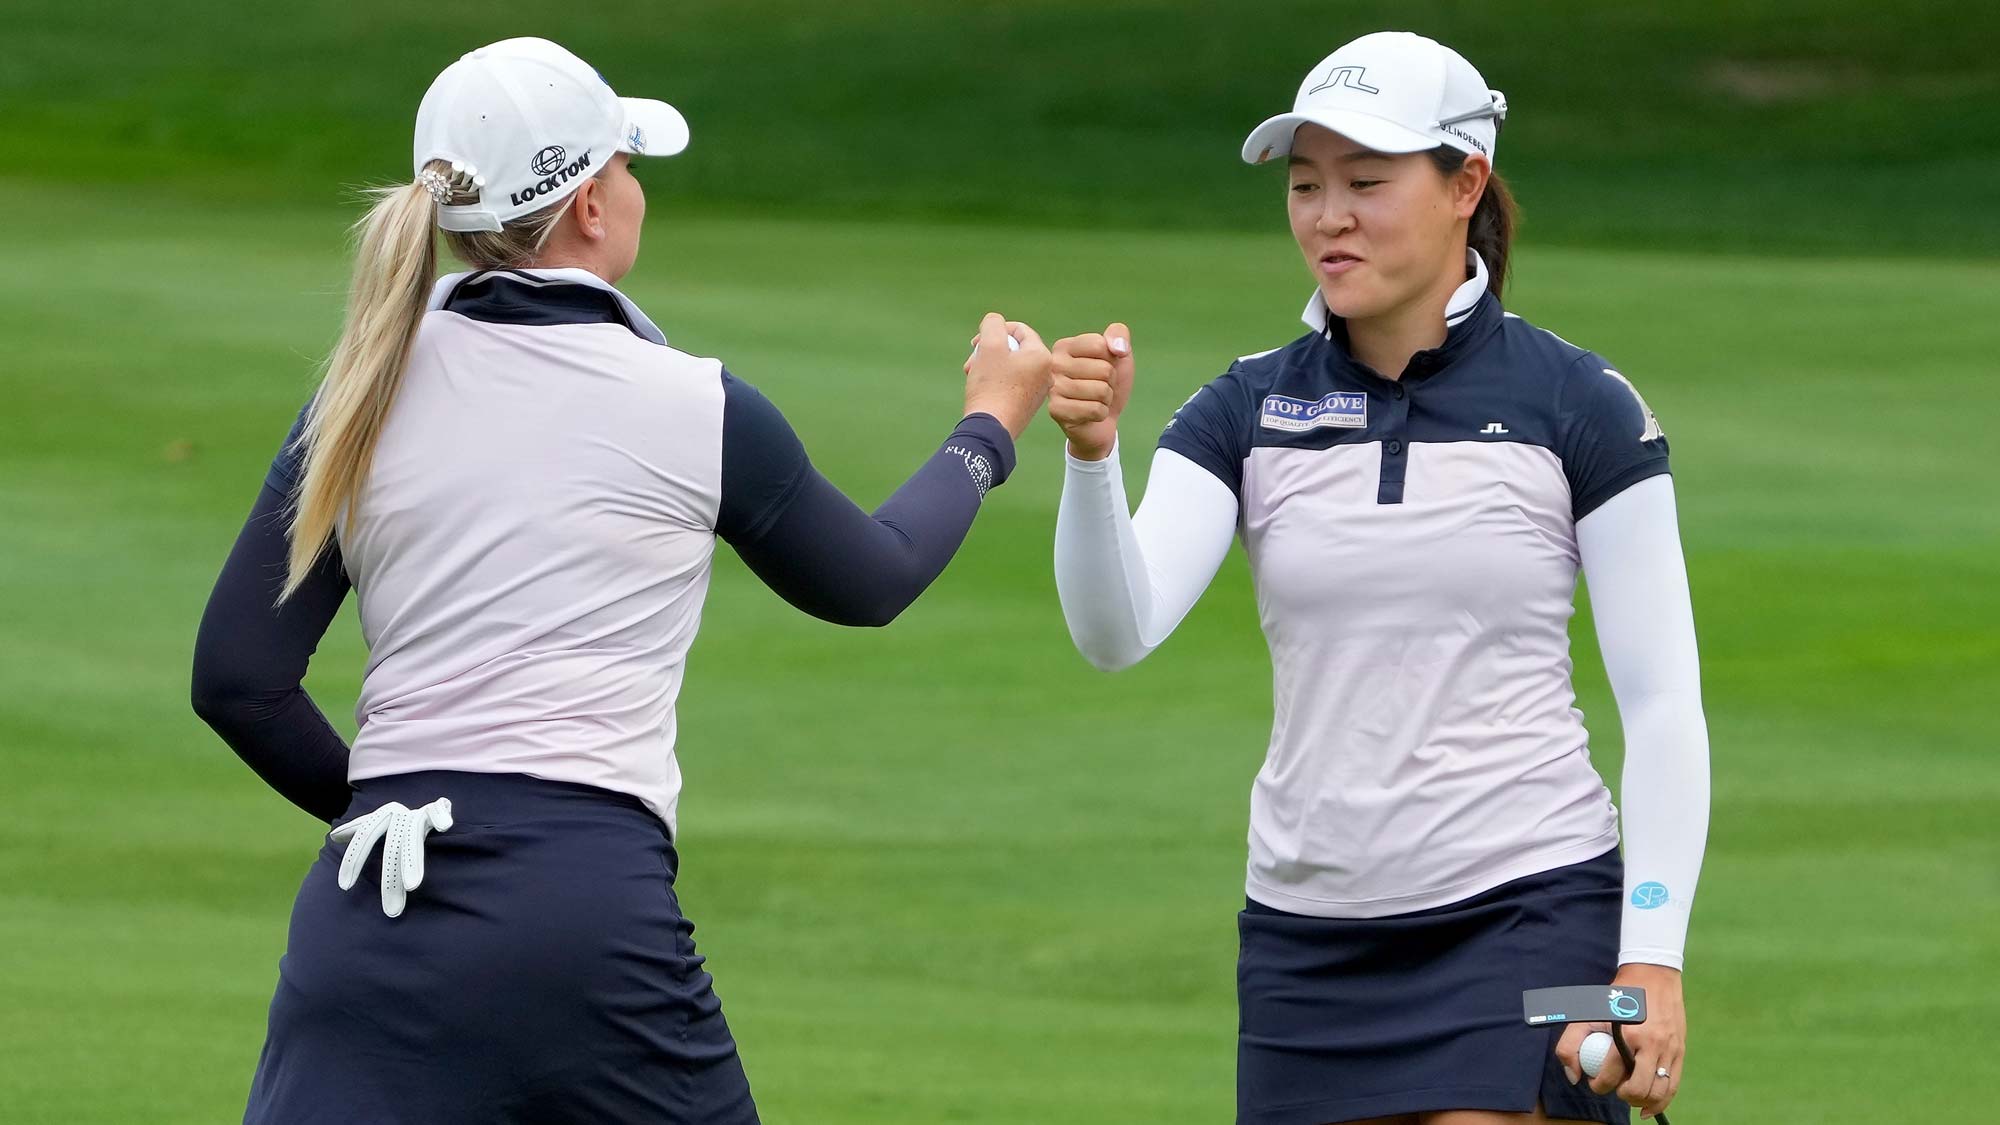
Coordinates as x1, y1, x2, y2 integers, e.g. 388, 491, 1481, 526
279, 160, 586, 600
280, 175, 438, 601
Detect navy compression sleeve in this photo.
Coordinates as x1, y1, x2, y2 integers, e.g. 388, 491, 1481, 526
715, 371, 1015, 627
190, 477, 354, 822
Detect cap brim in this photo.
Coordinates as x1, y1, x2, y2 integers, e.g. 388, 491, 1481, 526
618, 97, 690, 158
1240, 109, 1438, 164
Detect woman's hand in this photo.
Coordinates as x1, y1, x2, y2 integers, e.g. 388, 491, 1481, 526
1048, 322, 1134, 462
1553, 963, 1686, 1120
963, 312, 1051, 439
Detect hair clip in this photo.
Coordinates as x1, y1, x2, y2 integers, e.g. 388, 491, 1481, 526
421, 162, 488, 206
418, 168, 453, 204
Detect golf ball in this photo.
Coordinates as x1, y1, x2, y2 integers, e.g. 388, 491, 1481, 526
967, 335, 1022, 359
1579, 1031, 1615, 1078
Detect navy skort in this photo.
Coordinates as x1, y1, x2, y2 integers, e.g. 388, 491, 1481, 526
243, 770, 758, 1124
1237, 848, 1631, 1125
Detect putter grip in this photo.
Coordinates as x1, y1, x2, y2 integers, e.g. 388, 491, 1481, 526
1610, 1026, 1672, 1125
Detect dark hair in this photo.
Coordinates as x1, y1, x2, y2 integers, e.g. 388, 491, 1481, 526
1425, 146, 1517, 297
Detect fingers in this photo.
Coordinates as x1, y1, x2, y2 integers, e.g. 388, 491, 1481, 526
1050, 357, 1115, 425
400, 810, 427, 894
1617, 1043, 1655, 1108
1046, 322, 1131, 460
969, 314, 1035, 374
1607, 962, 1685, 1117
329, 800, 452, 916
1054, 355, 1115, 384
333, 805, 396, 892
1105, 324, 1135, 396
1006, 320, 1047, 352
1055, 324, 1132, 361
401, 799, 453, 893
1552, 1021, 1598, 1086
327, 805, 377, 844
1621, 1025, 1682, 1117
1646, 1045, 1684, 1118
1055, 332, 1113, 364
1619, 1040, 1662, 1111
1053, 373, 1114, 405
1054, 327, 1131, 387
376, 805, 418, 918
380, 847, 408, 919
975, 311, 1009, 353
1049, 397, 1112, 426
1588, 1025, 1631, 1096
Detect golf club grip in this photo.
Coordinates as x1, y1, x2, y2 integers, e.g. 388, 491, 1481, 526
1610, 1025, 1672, 1125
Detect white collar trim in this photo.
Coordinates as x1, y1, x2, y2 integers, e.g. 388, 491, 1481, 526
1301, 248, 1490, 335
427, 267, 668, 346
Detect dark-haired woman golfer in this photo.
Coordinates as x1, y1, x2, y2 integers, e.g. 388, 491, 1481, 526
1049, 30, 1709, 1125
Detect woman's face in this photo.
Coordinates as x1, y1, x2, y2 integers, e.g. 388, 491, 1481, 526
1285, 124, 1483, 323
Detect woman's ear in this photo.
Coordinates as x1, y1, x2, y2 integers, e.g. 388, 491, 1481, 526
1454, 156, 1491, 221
571, 178, 608, 241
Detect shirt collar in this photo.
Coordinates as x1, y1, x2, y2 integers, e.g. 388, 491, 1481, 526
1300, 248, 1490, 335
427, 267, 669, 346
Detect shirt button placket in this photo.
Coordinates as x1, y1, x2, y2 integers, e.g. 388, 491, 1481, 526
1377, 386, 1411, 505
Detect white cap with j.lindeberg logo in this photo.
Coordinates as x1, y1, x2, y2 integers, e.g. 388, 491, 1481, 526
1241, 31, 1506, 166
413, 37, 689, 232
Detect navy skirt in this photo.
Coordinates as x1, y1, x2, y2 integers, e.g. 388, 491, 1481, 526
243, 770, 758, 1125
1237, 849, 1629, 1125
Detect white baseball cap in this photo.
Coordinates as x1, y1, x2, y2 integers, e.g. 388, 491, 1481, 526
413, 37, 690, 233
1241, 31, 1506, 166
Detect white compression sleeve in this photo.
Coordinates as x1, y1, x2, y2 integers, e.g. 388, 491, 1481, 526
1054, 443, 1240, 671
1577, 474, 1712, 970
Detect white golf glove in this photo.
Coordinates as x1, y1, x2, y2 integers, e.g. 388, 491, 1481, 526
328, 798, 454, 918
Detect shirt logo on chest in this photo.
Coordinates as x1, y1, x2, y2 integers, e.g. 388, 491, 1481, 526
1260, 392, 1367, 433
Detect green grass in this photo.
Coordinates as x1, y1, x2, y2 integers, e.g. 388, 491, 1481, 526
5, 4, 1995, 1120
4, 0, 1997, 254
2, 176, 1996, 1121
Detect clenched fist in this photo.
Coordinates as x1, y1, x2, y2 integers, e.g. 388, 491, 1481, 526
962, 312, 1052, 439
1048, 322, 1135, 462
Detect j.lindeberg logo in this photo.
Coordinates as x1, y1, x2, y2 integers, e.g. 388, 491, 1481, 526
530, 145, 567, 176
1439, 123, 1488, 155
1308, 65, 1380, 96
511, 149, 595, 207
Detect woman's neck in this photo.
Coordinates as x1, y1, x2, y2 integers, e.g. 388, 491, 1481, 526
526, 241, 621, 285
1342, 253, 1472, 380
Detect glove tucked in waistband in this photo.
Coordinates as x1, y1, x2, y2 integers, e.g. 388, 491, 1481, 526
328, 798, 454, 918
